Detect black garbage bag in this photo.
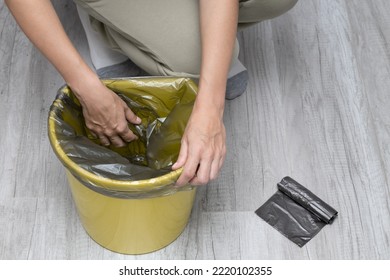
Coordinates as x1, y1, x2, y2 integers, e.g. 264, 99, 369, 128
49, 77, 197, 181
255, 177, 338, 247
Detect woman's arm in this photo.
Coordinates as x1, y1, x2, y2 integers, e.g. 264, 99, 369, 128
173, 0, 239, 186
5, 0, 140, 147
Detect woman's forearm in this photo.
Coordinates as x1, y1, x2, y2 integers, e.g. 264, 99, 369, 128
5, 0, 100, 97
197, 0, 239, 113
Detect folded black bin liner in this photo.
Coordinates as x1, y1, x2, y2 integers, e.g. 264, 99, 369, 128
255, 177, 338, 247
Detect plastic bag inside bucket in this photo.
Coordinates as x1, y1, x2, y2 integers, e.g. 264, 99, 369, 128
255, 177, 338, 247
48, 77, 197, 190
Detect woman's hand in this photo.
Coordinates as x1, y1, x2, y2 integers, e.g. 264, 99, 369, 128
5, 0, 140, 147
73, 78, 141, 147
172, 0, 238, 186
5, 0, 141, 148
172, 98, 226, 186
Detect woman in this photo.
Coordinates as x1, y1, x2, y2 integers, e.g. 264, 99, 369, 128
5, 0, 297, 187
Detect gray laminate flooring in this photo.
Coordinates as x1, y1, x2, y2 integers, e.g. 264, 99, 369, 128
0, 0, 389, 259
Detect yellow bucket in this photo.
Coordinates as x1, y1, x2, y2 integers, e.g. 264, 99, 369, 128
48, 77, 197, 254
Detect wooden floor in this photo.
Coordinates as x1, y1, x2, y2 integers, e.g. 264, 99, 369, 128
1, 0, 389, 259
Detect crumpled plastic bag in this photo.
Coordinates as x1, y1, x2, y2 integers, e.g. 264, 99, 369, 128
49, 77, 197, 182
255, 177, 338, 247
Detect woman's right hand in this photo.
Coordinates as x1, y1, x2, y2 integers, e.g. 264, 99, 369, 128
73, 78, 141, 147
5, 1, 141, 147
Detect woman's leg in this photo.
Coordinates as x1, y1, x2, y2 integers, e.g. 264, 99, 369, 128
75, 0, 297, 76
74, 0, 297, 96
74, 0, 207, 78
77, 5, 148, 78
238, 0, 298, 25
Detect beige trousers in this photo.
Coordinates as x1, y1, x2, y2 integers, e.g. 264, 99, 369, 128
74, 0, 298, 77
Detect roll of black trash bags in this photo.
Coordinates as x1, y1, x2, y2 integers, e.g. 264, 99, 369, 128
255, 177, 338, 247
277, 177, 338, 224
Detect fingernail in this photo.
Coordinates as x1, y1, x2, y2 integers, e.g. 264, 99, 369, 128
136, 117, 141, 123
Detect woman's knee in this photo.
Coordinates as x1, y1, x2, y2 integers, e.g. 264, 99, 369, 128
239, 0, 299, 23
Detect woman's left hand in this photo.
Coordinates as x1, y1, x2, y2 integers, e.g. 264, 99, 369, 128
172, 0, 238, 186
172, 101, 226, 186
